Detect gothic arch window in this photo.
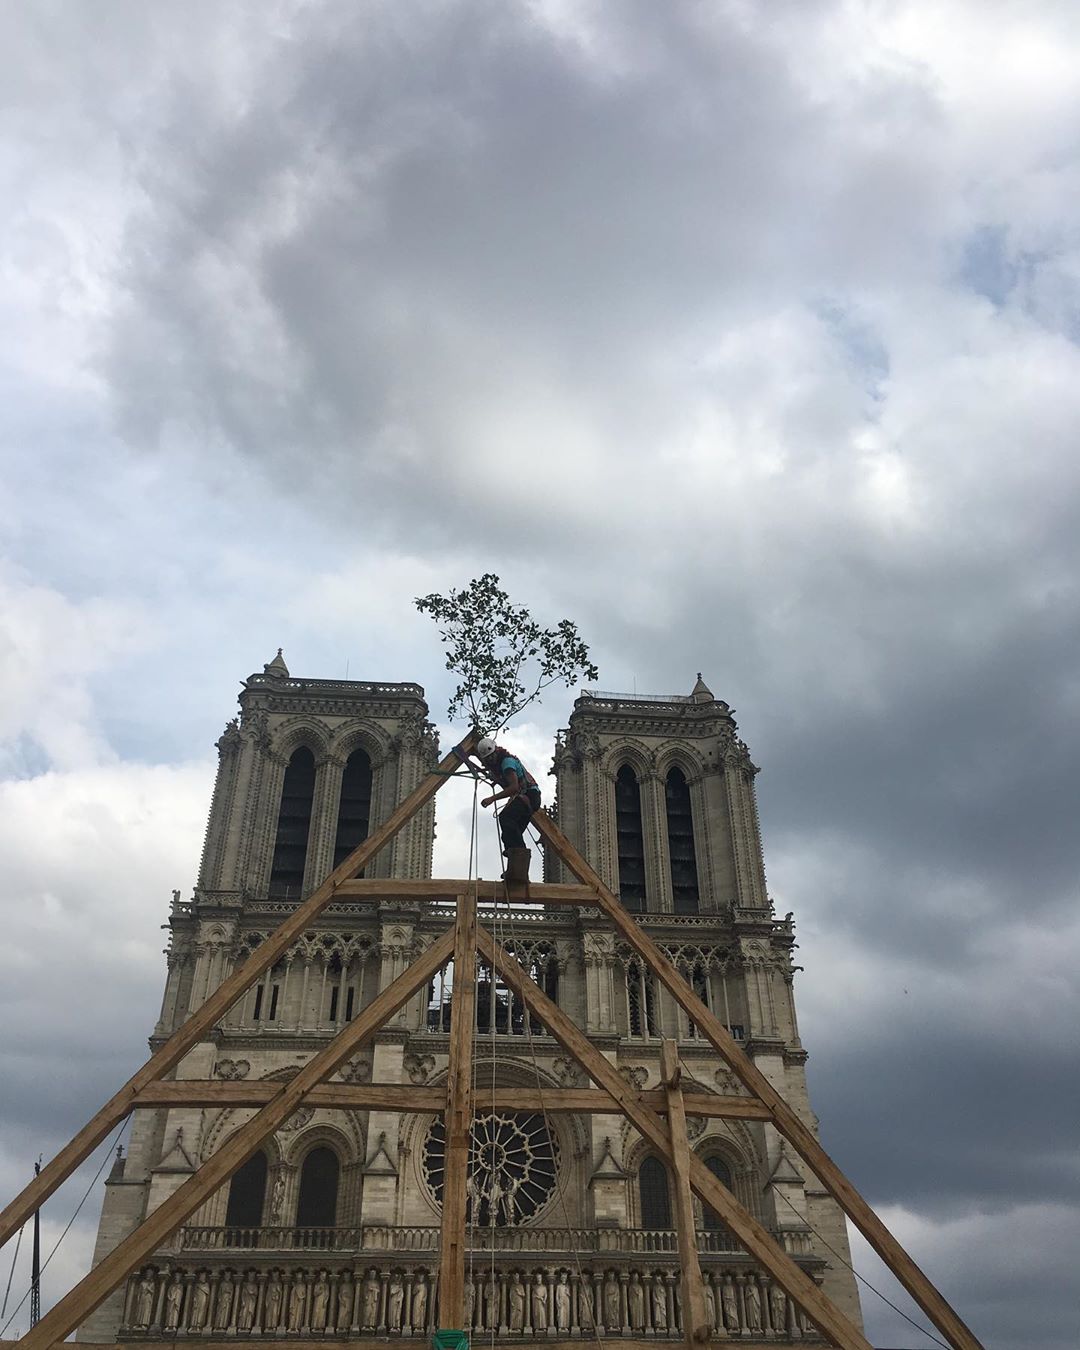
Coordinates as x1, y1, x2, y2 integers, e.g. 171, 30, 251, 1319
638, 1156, 672, 1229
685, 967, 711, 1040
626, 959, 659, 1039
295, 1145, 340, 1230
224, 1149, 267, 1232
334, 748, 373, 870
614, 764, 647, 912
270, 746, 316, 896
701, 1154, 734, 1230
665, 766, 700, 914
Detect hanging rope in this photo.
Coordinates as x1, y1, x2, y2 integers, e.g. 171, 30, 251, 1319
487, 801, 607, 1349
771, 1185, 950, 1350
0, 1117, 129, 1338
0, 1221, 24, 1322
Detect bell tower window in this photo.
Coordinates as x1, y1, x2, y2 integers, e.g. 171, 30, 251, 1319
615, 764, 647, 912
665, 766, 700, 914
334, 748, 373, 869
270, 747, 316, 897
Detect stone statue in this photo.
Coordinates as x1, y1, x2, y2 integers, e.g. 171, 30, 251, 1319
464, 1276, 475, 1328
721, 1279, 739, 1331
651, 1276, 668, 1331
387, 1273, 404, 1330
164, 1274, 184, 1331
237, 1272, 258, 1331
508, 1273, 525, 1331
502, 1174, 522, 1225
628, 1272, 645, 1330
336, 1271, 354, 1330
487, 1173, 504, 1228
532, 1271, 548, 1331
311, 1270, 330, 1330
265, 1270, 283, 1330
288, 1271, 306, 1331
579, 1282, 594, 1331
189, 1272, 210, 1330
269, 1174, 286, 1222
483, 1274, 498, 1330
745, 1277, 763, 1332
412, 1271, 428, 1331
214, 1270, 234, 1329
769, 1282, 788, 1334
134, 1270, 156, 1329
603, 1271, 620, 1328
554, 1271, 570, 1330
361, 1269, 380, 1329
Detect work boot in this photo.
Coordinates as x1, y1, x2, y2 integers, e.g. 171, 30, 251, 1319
502, 848, 531, 884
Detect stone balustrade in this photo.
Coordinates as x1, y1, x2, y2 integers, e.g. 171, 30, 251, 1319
178, 1225, 747, 1256
120, 1260, 818, 1339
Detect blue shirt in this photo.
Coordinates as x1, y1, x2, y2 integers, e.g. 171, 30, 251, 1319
500, 755, 528, 784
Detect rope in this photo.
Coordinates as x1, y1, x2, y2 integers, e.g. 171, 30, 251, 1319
0, 1117, 129, 1337
464, 776, 480, 1330
771, 1184, 950, 1350
488, 800, 606, 1348
0, 1220, 24, 1321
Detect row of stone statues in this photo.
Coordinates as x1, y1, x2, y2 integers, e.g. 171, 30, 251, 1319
126, 1262, 807, 1337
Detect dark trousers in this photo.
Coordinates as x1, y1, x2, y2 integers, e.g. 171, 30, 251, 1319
500, 788, 541, 851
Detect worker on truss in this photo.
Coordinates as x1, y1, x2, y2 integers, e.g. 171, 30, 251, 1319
474, 736, 541, 877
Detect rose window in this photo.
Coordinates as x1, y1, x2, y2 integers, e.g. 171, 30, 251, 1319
423, 1112, 560, 1226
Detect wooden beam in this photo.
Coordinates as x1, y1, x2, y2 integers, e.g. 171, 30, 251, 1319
533, 810, 984, 1350
660, 1040, 711, 1346
16, 927, 456, 1350
131, 1082, 448, 1111
1, 1340, 790, 1350
0, 734, 475, 1256
333, 878, 597, 902
438, 895, 478, 1329
131, 1081, 772, 1120
477, 924, 872, 1350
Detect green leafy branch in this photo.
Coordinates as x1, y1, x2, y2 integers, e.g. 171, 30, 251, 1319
414, 573, 599, 733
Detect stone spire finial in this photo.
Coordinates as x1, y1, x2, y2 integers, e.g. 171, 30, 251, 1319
264, 648, 290, 678
690, 672, 713, 703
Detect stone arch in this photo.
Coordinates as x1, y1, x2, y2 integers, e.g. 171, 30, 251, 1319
652, 740, 708, 785
328, 720, 394, 772
285, 1121, 359, 1170
599, 737, 654, 782
271, 717, 333, 764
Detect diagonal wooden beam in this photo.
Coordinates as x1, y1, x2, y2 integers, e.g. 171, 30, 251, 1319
17, 926, 457, 1350
0, 734, 475, 1254
533, 810, 984, 1350
477, 924, 872, 1350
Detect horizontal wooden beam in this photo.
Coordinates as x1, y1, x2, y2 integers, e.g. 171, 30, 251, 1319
0, 1341, 788, 1350
132, 1081, 772, 1119
332, 878, 598, 902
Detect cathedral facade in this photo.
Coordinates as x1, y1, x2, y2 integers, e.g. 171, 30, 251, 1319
79, 655, 862, 1342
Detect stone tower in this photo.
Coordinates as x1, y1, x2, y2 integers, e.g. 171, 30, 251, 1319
79, 662, 862, 1342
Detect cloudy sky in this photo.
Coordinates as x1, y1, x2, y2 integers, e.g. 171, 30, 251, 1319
1, 1, 1078, 1344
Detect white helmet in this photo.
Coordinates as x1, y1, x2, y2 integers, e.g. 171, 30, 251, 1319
476, 736, 497, 759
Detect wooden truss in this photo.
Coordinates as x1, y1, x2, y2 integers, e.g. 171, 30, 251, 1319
0, 734, 985, 1350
